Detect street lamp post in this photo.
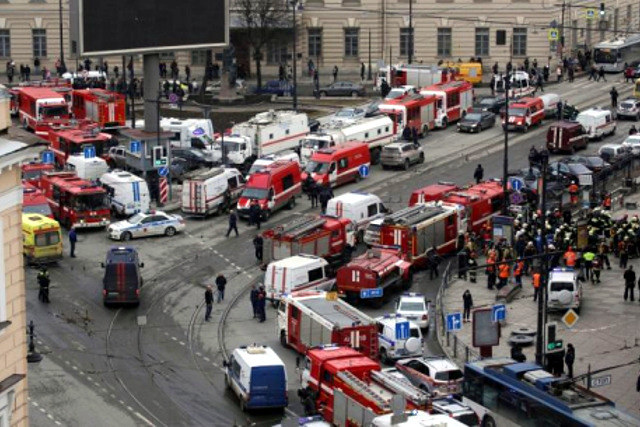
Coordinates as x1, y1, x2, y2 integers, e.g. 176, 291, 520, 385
408, 0, 413, 64
291, 0, 301, 111
58, 0, 66, 73
535, 149, 550, 366
368, 29, 372, 81
502, 71, 510, 214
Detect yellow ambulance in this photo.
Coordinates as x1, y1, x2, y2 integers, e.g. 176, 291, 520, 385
22, 213, 63, 264
444, 61, 484, 85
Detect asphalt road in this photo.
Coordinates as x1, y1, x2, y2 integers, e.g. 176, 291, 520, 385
26, 75, 637, 427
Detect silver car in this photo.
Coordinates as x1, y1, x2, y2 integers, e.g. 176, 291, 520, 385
380, 142, 425, 170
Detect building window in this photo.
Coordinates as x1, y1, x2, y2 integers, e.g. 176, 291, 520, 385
437, 28, 452, 57
0, 30, 9, 58
400, 28, 414, 57
32, 29, 47, 58
308, 28, 322, 58
267, 42, 288, 64
191, 50, 208, 66
475, 28, 489, 57
513, 27, 527, 56
344, 28, 359, 57
159, 51, 175, 60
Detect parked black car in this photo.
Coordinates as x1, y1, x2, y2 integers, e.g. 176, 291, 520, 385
457, 111, 496, 133
171, 148, 215, 170
548, 162, 593, 183
560, 155, 610, 173
473, 96, 506, 114
315, 81, 366, 97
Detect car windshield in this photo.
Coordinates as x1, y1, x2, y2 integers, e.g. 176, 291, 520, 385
23, 203, 52, 216
302, 138, 329, 150
480, 98, 497, 105
621, 102, 636, 109
335, 110, 356, 118
434, 369, 464, 381
127, 213, 145, 224
551, 281, 574, 292
242, 187, 269, 200
386, 89, 405, 99
465, 113, 482, 121
510, 108, 526, 116
399, 302, 425, 312
305, 161, 330, 174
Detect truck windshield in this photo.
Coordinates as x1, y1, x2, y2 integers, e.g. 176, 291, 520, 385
242, 187, 269, 200
72, 193, 107, 210
510, 108, 526, 117
223, 141, 243, 152
302, 139, 329, 150
41, 105, 68, 118
305, 161, 330, 174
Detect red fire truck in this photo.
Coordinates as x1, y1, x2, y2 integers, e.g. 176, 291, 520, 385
22, 162, 55, 188
376, 64, 457, 89
48, 125, 116, 167
502, 96, 545, 132
420, 80, 474, 128
440, 181, 505, 234
18, 87, 71, 136
301, 345, 431, 426
22, 182, 54, 218
277, 292, 379, 359
379, 203, 462, 265
336, 247, 412, 305
41, 172, 110, 229
72, 89, 126, 129
378, 94, 437, 137
409, 182, 458, 206
262, 214, 356, 266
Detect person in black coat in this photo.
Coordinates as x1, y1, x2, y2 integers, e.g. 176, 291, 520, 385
462, 289, 473, 322
250, 284, 259, 318
624, 266, 636, 301
319, 186, 332, 214
204, 286, 214, 321
215, 274, 227, 303
253, 234, 264, 262
473, 164, 484, 184
257, 286, 267, 322
565, 343, 575, 378
411, 127, 419, 145
249, 200, 262, 229
226, 210, 239, 237
37, 267, 50, 303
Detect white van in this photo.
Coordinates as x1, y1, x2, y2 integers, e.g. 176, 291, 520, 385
325, 192, 389, 237
373, 412, 467, 427
576, 108, 616, 140
538, 93, 561, 118
182, 167, 245, 216
224, 345, 288, 411
376, 314, 423, 364
245, 151, 300, 180
264, 254, 335, 301
100, 171, 150, 216
547, 267, 582, 313
161, 117, 215, 151
66, 155, 109, 181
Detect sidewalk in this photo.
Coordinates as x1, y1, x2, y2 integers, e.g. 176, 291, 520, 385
437, 193, 640, 419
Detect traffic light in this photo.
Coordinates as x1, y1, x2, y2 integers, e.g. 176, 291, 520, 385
545, 322, 564, 354
152, 146, 167, 167
600, 2, 605, 16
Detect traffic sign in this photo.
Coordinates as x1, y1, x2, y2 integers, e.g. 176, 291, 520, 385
548, 29, 559, 42
168, 93, 179, 104
325, 292, 338, 301
590, 374, 612, 388
83, 146, 96, 159
509, 177, 524, 192
360, 288, 383, 299
562, 308, 579, 328
492, 304, 506, 323
586, 8, 596, 20
358, 164, 370, 178
446, 312, 462, 332
158, 166, 169, 177
41, 150, 55, 164
510, 192, 524, 205
395, 321, 410, 340
130, 140, 141, 153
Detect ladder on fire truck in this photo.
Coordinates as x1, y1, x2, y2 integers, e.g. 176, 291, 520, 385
273, 215, 327, 238
336, 371, 391, 412
384, 204, 445, 226
370, 370, 430, 407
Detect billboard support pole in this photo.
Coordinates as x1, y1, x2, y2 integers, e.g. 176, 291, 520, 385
143, 54, 160, 133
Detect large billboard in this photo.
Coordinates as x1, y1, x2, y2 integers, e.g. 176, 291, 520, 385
78, 0, 228, 56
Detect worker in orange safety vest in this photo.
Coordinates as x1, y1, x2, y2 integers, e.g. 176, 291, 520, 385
568, 181, 579, 205
486, 255, 497, 290
498, 262, 510, 290
513, 259, 524, 286
532, 270, 541, 302
563, 246, 577, 268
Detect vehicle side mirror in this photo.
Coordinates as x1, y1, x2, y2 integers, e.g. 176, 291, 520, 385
100, 262, 105, 268
222, 360, 229, 367
139, 262, 145, 268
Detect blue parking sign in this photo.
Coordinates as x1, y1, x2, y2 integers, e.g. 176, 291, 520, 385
395, 321, 410, 340
446, 313, 462, 332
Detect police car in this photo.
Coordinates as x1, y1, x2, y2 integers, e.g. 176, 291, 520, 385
375, 314, 423, 365
395, 293, 430, 329
107, 211, 186, 241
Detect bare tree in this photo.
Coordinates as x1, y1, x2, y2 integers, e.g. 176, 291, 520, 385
235, 0, 290, 90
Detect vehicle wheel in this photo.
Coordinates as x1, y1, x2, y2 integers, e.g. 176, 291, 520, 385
419, 153, 425, 164
280, 330, 287, 347
379, 348, 391, 365
477, 124, 483, 133
403, 159, 410, 171
421, 125, 429, 137
286, 197, 295, 210
523, 124, 529, 133
482, 415, 497, 427
382, 164, 389, 170
611, 126, 616, 135
22, 119, 29, 130
354, 173, 361, 183
570, 145, 576, 155
121, 232, 132, 242
441, 118, 448, 128
320, 91, 328, 98
240, 398, 247, 412
262, 210, 270, 221
371, 148, 381, 165
351, 91, 358, 98
165, 226, 176, 236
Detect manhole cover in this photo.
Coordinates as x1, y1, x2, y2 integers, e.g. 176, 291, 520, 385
508, 335, 535, 346
511, 327, 536, 336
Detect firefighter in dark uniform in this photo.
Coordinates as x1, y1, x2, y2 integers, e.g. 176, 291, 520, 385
37, 267, 50, 303
468, 251, 478, 283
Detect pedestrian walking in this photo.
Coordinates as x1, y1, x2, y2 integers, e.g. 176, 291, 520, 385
583, 249, 595, 281
565, 343, 575, 378
411, 127, 419, 145
250, 285, 259, 318
468, 253, 478, 283
462, 290, 473, 322
513, 258, 524, 286
610, 87, 619, 108
624, 266, 636, 301
486, 256, 497, 290
535, 74, 545, 94
253, 234, 264, 263
625, 65, 634, 83
492, 62, 499, 75
427, 248, 441, 280
204, 285, 213, 321
532, 269, 541, 302
592, 256, 602, 284
68, 226, 77, 258
598, 66, 607, 82
360, 63, 365, 81
588, 64, 596, 81
620, 240, 629, 269
473, 164, 484, 184
489, 75, 495, 96
257, 286, 266, 322
215, 274, 227, 303
249, 200, 262, 230
309, 180, 318, 208
543, 64, 550, 82
226, 210, 239, 237
332, 65, 338, 82
556, 65, 562, 82
568, 66, 574, 82
319, 186, 331, 214
37, 267, 50, 303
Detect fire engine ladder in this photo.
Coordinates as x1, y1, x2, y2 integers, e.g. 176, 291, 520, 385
337, 371, 391, 412
387, 205, 444, 226
370, 370, 430, 407
275, 216, 326, 238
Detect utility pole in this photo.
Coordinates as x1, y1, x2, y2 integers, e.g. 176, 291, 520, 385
535, 149, 550, 366
502, 71, 510, 214
291, 0, 299, 111
408, 0, 413, 64
368, 29, 372, 81
58, 0, 66, 73
560, 0, 566, 59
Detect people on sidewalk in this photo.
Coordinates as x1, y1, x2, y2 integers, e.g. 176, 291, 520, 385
462, 290, 473, 323
624, 266, 636, 301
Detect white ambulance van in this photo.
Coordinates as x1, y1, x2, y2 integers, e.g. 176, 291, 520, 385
181, 167, 245, 216
264, 254, 335, 301
100, 171, 150, 216
325, 192, 389, 237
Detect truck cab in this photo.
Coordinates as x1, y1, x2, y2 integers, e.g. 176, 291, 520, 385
302, 143, 371, 189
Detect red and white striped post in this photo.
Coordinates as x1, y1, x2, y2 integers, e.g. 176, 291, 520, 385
159, 177, 168, 205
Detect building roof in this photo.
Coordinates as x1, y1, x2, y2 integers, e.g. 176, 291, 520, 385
0, 139, 48, 173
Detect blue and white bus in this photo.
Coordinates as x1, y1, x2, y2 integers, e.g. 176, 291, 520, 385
461, 358, 640, 427
594, 34, 640, 72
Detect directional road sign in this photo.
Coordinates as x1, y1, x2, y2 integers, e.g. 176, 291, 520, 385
395, 321, 410, 340
83, 146, 96, 159
130, 140, 141, 153
548, 29, 559, 42
562, 308, 579, 328
509, 177, 524, 192
360, 288, 383, 299
158, 166, 169, 177
586, 8, 596, 20
41, 150, 55, 164
359, 164, 370, 178
492, 304, 506, 323
446, 312, 462, 332
590, 374, 612, 388
168, 93, 179, 104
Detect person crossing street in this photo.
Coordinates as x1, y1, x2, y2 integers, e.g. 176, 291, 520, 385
68, 226, 77, 258
226, 209, 239, 237
37, 267, 50, 303
204, 285, 213, 321
215, 274, 227, 303
253, 234, 264, 263
624, 266, 636, 301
